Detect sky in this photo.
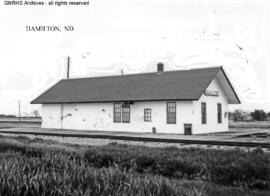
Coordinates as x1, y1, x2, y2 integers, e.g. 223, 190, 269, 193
0, 0, 270, 115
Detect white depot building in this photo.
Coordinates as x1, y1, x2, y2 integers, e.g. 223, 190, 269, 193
32, 64, 240, 134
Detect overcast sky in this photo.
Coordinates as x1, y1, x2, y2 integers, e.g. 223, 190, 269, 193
0, 0, 270, 115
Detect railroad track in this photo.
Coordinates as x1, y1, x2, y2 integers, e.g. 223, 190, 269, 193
0, 130, 269, 148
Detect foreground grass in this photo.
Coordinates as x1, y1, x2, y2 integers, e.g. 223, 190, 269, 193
83, 144, 270, 189
0, 134, 269, 195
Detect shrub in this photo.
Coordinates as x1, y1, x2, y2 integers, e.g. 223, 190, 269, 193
84, 150, 115, 168
134, 155, 156, 173
159, 158, 201, 179
206, 149, 270, 188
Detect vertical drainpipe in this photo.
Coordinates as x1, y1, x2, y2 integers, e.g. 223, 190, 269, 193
60, 104, 63, 129
61, 56, 70, 129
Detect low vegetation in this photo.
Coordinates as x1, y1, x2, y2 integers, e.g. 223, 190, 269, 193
229, 109, 270, 122
0, 135, 269, 195
83, 144, 270, 189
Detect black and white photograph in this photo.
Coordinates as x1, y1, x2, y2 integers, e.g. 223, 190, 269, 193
0, 0, 270, 195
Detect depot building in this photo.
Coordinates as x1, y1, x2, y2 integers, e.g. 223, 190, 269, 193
31, 64, 240, 134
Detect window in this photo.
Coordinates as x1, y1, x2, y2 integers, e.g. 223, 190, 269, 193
113, 103, 121, 123
144, 109, 151, 122
201, 102, 207, 124
217, 103, 222, 123
122, 105, 130, 123
113, 103, 131, 123
167, 102, 176, 124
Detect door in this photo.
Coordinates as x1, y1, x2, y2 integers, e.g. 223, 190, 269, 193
184, 124, 192, 135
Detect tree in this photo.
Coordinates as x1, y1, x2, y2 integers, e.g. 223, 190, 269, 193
31, 110, 40, 117
231, 109, 245, 121
250, 110, 267, 121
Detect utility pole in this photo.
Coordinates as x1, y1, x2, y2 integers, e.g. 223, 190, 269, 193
18, 101, 21, 121
67, 56, 70, 79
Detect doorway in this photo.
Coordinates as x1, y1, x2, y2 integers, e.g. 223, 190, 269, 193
184, 124, 192, 135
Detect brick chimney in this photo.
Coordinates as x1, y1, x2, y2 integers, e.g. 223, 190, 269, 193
157, 62, 164, 73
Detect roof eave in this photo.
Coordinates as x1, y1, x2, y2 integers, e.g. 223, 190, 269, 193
220, 67, 241, 104
31, 98, 199, 104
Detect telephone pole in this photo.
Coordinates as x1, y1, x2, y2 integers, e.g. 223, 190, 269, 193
18, 101, 21, 121
67, 56, 70, 79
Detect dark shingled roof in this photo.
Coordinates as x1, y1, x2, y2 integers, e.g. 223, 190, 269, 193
31, 66, 236, 104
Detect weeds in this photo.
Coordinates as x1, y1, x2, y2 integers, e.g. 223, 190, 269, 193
0, 135, 269, 195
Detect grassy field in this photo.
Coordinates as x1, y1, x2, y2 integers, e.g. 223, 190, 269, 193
229, 121, 270, 129
0, 117, 41, 129
0, 135, 269, 196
